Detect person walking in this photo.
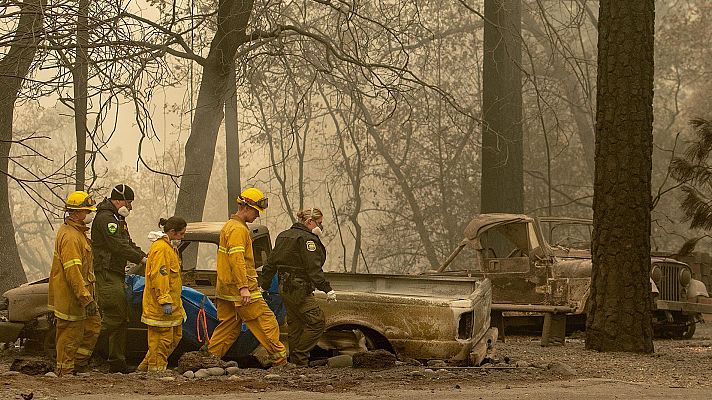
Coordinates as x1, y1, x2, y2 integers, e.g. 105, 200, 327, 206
259, 207, 336, 366
137, 216, 187, 372
48, 191, 102, 376
91, 184, 147, 373
207, 188, 288, 367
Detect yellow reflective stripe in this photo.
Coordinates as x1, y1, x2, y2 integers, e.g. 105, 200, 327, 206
148, 365, 167, 372
216, 294, 241, 301
218, 245, 245, 254
63, 259, 82, 269
217, 292, 262, 301
141, 316, 183, 327
50, 307, 86, 322
76, 347, 92, 356
227, 246, 245, 254
57, 361, 75, 368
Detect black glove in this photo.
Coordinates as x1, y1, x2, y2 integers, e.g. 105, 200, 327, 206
85, 301, 98, 316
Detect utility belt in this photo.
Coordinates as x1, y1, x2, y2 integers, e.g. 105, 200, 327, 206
276, 265, 313, 293
95, 264, 125, 278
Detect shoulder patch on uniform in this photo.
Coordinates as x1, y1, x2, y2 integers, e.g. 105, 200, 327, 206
306, 240, 317, 252
107, 223, 118, 235
159, 265, 168, 276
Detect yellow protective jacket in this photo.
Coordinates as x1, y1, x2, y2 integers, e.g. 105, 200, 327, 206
48, 219, 95, 321
215, 216, 262, 305
141, 235, 185, 327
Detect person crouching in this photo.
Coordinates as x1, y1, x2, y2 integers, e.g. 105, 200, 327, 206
137, 216, 187, 372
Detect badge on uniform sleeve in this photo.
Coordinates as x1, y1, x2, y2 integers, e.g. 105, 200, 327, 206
107, 223, 118, 235
159, 265, 168, 276
306, 240, 316, 252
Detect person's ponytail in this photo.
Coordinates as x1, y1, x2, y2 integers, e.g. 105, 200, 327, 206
158, 216, 187, 233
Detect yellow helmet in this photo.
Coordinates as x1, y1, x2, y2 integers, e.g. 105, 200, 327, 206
237, 188, 268, 213
65, 191, 97, 212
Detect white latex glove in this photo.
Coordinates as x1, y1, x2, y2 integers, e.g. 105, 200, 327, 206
162, 303, 173, 315
326, 290, 337, 302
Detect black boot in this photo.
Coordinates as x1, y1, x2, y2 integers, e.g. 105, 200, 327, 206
108, 360, 129, 373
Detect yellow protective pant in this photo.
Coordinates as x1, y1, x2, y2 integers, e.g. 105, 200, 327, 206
55, 315, 102, 376
137, 325, 182, 372
208, 298, 287, 365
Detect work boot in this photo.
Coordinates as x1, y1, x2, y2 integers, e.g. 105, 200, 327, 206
108, 360, 130, 374
74, 363, 91, 374
270, 361, 298, 370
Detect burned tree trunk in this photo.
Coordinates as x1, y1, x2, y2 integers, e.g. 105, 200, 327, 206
175, 0, 253, 222
480, 0, 523, 213
0, 0, 46, 293
225, 67, 240, 216
73, 0, 89, 190
586, 0, 655, 353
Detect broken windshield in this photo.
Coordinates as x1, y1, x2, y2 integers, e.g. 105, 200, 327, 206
539, 218, 593, 250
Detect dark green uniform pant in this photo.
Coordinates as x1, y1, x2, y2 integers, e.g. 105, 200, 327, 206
95, 269, 128, 372
281, 289, 325, 366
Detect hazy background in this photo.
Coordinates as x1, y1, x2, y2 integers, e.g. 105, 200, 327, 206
5, 0, 711, 282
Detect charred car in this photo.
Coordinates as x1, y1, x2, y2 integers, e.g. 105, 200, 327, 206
433, 213, 712, 341
181, 222, 497, 366
2, 222, 497, 366
0, 223, 282, 363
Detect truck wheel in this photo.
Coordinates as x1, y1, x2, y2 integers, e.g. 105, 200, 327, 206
681, 322, 696, 340
318, 327, 393, 356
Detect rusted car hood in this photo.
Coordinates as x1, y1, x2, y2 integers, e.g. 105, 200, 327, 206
3, 281, 50, 322
463, 213, 532, 241
552, 258, 592, 278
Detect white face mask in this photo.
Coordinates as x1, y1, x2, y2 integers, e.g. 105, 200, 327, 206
117, 206, 131, 217
83, 213, 95, 224
311, 226, 322, 236
171, 239, 181, 248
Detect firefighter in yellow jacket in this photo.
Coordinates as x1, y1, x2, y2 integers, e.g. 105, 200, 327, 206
208, 188, 287, 366
138, 216, 187, 372
48, 191, 101, 376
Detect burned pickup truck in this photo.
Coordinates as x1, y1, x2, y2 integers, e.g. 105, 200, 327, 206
1, 222, 496, 366
182, 222, 497, 366
432, 213, 712, 341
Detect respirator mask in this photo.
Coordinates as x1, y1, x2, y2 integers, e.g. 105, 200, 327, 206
83, 213, 95, 224
118, 206, 131, 217
308, 207, 324, 236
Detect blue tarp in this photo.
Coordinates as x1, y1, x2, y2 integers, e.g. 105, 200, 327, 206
125, 274, 285, 358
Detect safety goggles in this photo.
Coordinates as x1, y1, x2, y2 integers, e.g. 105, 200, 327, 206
241, 196, 268, 210
66, 195, 96, 211
78, 196, 96, 208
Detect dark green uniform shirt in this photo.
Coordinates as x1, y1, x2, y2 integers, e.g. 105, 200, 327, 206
91, 198, 146, 275
260, 223, 332, 293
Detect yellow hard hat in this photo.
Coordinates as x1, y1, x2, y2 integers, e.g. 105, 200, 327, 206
65, 191, 97, 212
237, 188, 268, 213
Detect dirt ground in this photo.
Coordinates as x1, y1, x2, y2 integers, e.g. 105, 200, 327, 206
2, 321, 712, 400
